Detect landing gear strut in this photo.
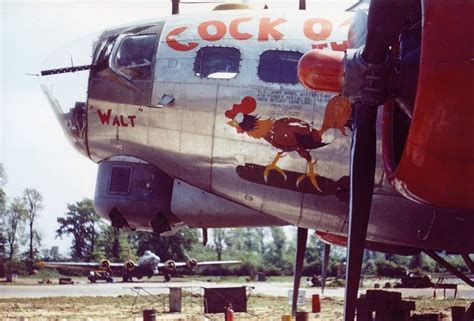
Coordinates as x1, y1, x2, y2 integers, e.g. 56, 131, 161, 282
424, 250, 474, 287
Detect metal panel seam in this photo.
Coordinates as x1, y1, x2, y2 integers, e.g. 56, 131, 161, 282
210, 85, 219, 192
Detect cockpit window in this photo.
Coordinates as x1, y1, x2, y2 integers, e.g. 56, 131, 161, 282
194, 47, 240, 79
113, 34, 157, 79
258, 50, 303, 84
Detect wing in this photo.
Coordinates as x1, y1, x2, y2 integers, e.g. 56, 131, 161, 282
157, 260, 241, 269
196, 260, 241, 266
38, 261, 100, 271
38, 261, 124, 271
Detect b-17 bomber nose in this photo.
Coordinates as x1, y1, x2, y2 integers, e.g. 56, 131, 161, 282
41, 85, 90, 158
40, 31, 102, 159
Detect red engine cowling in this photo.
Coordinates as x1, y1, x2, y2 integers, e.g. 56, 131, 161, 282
387, 1, 474, 210
315, 231, 419, 256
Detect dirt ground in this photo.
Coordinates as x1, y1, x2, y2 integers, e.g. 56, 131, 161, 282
0, 294, 471, 321
1, 275, 472, 320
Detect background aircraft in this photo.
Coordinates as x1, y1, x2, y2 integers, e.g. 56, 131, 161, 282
39, 0, 473, 319
39, 250, 240, 282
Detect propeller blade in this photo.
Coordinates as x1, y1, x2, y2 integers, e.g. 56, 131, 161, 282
299, 0, 306, 10
344, 105, 377, 321
171, 0, 180, 15
292, 227, 308, 317
202, 228, 208, 246
321, 243, 330, 294
343, 1, 407, 319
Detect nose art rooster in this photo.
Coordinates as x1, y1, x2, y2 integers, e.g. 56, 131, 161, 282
225, 95, 352, 191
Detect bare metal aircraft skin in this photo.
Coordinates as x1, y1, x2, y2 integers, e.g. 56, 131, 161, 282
42, 8, 474, 253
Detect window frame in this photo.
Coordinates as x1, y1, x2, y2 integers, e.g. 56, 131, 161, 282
108, 165, 133, 195
193, 46, 241, 80
257, 49, 303, 85
109, 33, 158, 81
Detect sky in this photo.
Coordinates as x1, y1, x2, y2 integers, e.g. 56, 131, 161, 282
1, 0, 351, 256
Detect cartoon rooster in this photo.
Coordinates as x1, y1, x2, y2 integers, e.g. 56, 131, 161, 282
225, 95, 352, 191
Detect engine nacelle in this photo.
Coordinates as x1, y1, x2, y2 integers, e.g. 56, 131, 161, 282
186, 258, 198, 269
315, 231, 420, 256
100, 259, 111, 269
125, 260, 137, 271
164, 260, 176, 270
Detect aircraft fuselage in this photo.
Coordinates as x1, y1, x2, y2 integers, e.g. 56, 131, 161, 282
44, 9, 474, 253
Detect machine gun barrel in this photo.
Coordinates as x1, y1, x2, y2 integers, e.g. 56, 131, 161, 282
41, 64, 91, 76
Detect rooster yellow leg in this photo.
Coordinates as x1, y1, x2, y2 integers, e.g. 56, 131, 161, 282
264, 152, 287, 183
296, 160, 322, 192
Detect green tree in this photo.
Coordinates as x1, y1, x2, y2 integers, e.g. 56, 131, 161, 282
56, 199, 102, 260
409, 253, 423, 270
212, 228, 226, 261
255, 228, 266, 255
97, 225, 134, 262
0, 164, 6, 212
47, 246, 63, 261
186, 241, 216, 262
243, 228, 259, 251
224, 229, 241, 251
374, 258, 406, 277
305, 234, 324, 264
271, 227, 286, 263
5, 197, 27, 261
135, 228, 199, 261
263, 227, 291, 273
225, 228, 259, 252
0, 164, 7, 259
23, 188, 43, 263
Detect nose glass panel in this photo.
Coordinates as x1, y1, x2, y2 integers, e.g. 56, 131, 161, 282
40, 32, 101, 158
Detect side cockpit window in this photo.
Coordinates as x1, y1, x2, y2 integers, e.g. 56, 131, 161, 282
258, 50, 303, 84
194, 47, 240, 79
113, 34, 157, 79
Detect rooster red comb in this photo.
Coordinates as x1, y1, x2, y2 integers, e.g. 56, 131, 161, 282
225, 96, 257, 119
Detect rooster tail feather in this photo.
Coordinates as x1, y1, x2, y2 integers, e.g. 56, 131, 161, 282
318, 95, 353, 136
